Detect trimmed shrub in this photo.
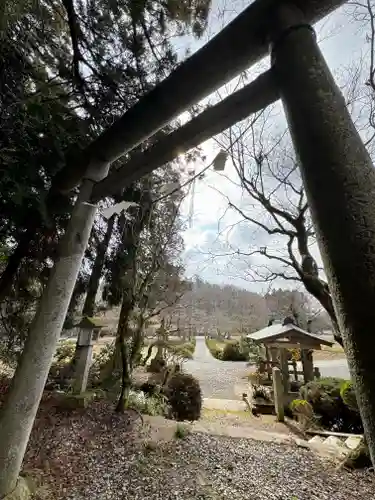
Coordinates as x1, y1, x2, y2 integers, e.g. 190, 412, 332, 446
300, 377, 363, 433
165, 343, 193, 361
210, 347, 223, 360
221, 342, 248, 361
166, 372, 202, 421
205, 338, 223, 360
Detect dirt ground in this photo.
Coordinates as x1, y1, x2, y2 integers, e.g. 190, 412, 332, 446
22, 398, 375, 500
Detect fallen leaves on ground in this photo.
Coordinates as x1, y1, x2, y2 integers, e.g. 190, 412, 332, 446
23, 396, 375, 500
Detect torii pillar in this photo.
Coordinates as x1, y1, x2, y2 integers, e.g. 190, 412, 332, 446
270, 3, 375, 465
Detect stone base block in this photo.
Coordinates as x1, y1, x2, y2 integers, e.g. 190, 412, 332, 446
3, 478, 31, 500
56, 391, 96, 410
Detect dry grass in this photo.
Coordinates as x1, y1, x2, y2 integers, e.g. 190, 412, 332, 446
313, 343, 346, 361
200, 408, 294, 434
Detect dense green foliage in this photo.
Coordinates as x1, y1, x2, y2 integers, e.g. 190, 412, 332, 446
166, 372, 202, 421
54, 341, 76, 364
299, 378, 363, 433
0, 0, 211, 363
206, 336, 261, 362
221, 341, 248, 361
128, 390, 168, 417
205, 338, 223, 360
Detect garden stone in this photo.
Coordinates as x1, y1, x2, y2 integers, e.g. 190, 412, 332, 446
308, 435, 325, 446
323, 436, 348, 459
3, 478, 30, 500
345, 435, 363, 450
56, 391, 96, 410
272, 367, 284, 422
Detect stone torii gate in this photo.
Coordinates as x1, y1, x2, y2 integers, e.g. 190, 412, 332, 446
2, 0, 375, 496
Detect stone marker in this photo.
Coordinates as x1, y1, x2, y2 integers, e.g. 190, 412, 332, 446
73, 328, 94, 393
272, 366, 284, 422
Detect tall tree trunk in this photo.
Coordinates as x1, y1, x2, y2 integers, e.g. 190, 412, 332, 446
115, 298, 133, 413
272, 3, 375, 466
295, 216, 343, 345
302, 275, 342, 345
113, 200, 151, 412
0, 178, 101, 498
82, 214, 115, 317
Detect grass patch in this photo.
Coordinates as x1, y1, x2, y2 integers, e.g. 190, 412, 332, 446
321, 343, 345, 353
174, 423, 191, 439
205, 338, 225, 359
313, 343, 346, 361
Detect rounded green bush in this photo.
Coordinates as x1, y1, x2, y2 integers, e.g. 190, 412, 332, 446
221, 342, 248, 361
166, 372, 202, 421
212, 347, 223, 360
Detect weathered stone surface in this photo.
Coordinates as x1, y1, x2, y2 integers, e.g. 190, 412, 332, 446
324, 436, 348, 458
308, 435, 348, 460
3, 478, 30, 500
325, 435, 345, 448
272, 367, 284, 422
272, 2, 375, 467
56, 391, 96, 410
345, 435, 363, 450
308, 435, 325, 446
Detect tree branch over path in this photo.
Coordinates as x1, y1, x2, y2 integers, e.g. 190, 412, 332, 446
214, 113, 343, 344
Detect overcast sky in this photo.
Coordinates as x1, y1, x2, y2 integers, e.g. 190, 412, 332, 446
171, 0, 370, 294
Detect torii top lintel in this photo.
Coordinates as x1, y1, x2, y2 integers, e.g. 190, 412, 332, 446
54, 0, 346, 197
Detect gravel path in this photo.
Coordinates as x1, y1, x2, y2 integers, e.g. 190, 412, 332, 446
62, 433, 375, 500
185, 337, 351, 398
185, 336, 249, 399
